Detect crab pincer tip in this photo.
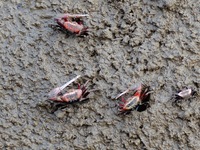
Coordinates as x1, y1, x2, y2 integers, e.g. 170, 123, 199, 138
48, 87, 61, 98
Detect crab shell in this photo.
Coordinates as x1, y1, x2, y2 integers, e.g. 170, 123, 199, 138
119, 96, 140, 112
48, 80, 90, 103
119, 85, 151, 112
54, 16, 88, 35
49, 89, 83, 103
62, 22, 85, 34
176, 88, 196, 99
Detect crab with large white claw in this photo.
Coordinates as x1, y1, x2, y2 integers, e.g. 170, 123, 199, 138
116, 84, 152, 114
48, 75, 94, 103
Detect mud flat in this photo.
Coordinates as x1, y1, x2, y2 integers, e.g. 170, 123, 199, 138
0, 0, 200, 149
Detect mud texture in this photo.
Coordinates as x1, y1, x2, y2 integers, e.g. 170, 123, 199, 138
0, 0, 200, 149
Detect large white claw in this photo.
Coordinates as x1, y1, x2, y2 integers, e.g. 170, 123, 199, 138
48, 75, 81, 98
115, 83, 142, 99
115, 89, 130, 99
65, 13, 89, 17
56, 13, 89, 19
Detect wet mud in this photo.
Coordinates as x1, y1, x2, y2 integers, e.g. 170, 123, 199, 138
0, 0, 200, 149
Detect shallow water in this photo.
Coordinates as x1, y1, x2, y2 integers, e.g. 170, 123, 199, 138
0, 0, 200, 149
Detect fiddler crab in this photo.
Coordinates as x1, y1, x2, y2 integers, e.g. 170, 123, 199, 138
47, 75, 95, 111
52, 13, 89, 36
173, 87, 197, 104
115, 84, 152, 114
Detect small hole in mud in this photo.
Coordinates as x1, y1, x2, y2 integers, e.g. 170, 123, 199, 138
136, 58, 139, 64
144, 59, 148, 65
193, 81, 199, 88
90, 50, 98, 57
139, 125, 143, 129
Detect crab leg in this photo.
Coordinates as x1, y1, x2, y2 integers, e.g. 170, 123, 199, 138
145, 91, 153, 95
48, 75, 81, 98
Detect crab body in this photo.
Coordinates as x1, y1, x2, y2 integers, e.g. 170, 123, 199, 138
48, 75, 92, 104
119, 96, 140, 112
53, 13, 89, 36
49, 88, 88, 103
60, 89, 83, 102
174, 88, 197, 103
116, 84, 152, 113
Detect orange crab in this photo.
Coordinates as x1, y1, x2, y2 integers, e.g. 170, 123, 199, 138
53, 13, 89, 36
115, 84, 152, 114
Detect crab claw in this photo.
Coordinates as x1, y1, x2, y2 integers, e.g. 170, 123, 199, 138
55, 13, 89, 20
115, 84, 142, 99
62, 13, 89, 18
48, 75, 81, 98
115, 89, 130, 99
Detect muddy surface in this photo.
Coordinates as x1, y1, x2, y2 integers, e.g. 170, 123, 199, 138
0, 0, 200, 149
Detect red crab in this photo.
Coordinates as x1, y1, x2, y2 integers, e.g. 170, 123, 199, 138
53, 13, 89, 36
48, 75, 94, 104
115, 84, 152, 114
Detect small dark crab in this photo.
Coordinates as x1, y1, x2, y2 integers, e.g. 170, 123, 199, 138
115, 84, 152, 114
47, 75, 95, 112
51, 13, 89, 36
173, 87, 197, 104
